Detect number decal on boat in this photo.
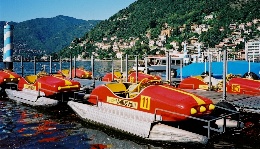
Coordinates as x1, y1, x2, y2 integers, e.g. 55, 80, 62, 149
140, 95, 150, 110
231, 84, 240, 92
130, 76, 134, 83
24, 84, 36, 90
107, 97, 138, 109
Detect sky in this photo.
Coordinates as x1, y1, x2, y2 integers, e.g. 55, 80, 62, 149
0, 0, 137, 22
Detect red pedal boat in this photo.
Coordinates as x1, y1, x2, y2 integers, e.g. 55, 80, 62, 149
102, 71, 162, 83
226, 78, 260, 95
68, 78, 241, 144
178, 74, 260, 95
59, 68, 92, 79
102, 71, 123, 82
5, 71, 81, 106
0, 69, 21, 97
127, 71, 161, 83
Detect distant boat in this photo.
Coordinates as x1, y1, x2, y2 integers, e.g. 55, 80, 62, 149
58, 67, 92, 79
132, 55, 185, 72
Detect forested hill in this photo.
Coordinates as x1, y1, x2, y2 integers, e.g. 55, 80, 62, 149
0, 15, 101, 57
61, 0, 260, 60
85, 0, 259, 41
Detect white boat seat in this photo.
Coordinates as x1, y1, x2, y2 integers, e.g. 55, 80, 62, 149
126, 83, 140, 98
127, 83, 139, 93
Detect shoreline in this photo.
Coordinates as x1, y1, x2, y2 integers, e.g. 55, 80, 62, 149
10, 59, 138, 62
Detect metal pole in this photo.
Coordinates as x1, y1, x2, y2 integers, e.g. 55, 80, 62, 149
144, 56, 148, 74
59, 57, 62, 72
180, 59, 183, 81
135, 55, 138, 83
125, 54, 128, 82
70, 54, 72, 79
253, 51, 255, 63
111, 57, 114, 81
166, 52, 169, 81
223, 48, 227, 100
49, 56, 52, 74
208, 53, 212, 90
248, 57, 251, 73
204, 59, 207, 73
54, 64, 56, 72
74, 56, 76, 78
34, 56, 36, 75
20, 56, 24, 77
207, 122, 211, 139
91, 55, 94, 78
120, 54, 123, 73
169, 55, 172, 83
91, 55, 95, 88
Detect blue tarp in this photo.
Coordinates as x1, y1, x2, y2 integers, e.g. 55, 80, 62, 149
176, 61, 260, 79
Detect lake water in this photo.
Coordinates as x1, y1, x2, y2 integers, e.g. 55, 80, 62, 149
0, 61, 259, 149
8, 60, 136, 77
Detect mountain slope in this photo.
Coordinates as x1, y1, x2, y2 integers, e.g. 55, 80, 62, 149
59, 0, 259, 60
0, 15, 101, 55
86, 0, 259, 41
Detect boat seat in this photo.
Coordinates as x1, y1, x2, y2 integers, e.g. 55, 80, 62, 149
127, 83, 139, 93
106, 82, 127, 94
37, 71, 48, 78
25, 75, 37, 84
114, 71, 123, 78
61, 69, 70, 77
128, 92, 139, 98
126, 83, 140, 98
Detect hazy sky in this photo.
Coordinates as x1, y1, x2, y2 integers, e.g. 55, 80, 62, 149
0, 0, 137, 22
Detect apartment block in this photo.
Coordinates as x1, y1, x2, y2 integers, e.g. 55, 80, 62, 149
245, 40, 260, 61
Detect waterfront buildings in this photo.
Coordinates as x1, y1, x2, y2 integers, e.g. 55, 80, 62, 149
245, 40, 260, 61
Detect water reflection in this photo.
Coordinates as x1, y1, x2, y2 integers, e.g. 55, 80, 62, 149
1, 94, 259, 148
0, 99, 150, 149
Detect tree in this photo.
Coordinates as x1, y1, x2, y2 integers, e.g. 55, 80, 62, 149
165, 44, 173, 50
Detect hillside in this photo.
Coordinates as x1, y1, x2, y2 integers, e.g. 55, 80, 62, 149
0, 15, 101, 60
86, 0, 259, 41
60, 0, 260, 60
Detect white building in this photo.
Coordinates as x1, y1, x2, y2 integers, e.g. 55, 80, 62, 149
245, 40, 260, 61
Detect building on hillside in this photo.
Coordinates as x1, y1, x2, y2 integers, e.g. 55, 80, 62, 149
158, 35, 166, 41
189, 36, 198, 45
204, 14, 214, 20
111, 36, 117, 41
179, 26, 185, 32
103, 37, 108, 41
245, 40, 260, 61
191, 24, 198, 32
170, 41, 179, 50
253, 19, 260, 24
116, 52, 123, 59
161, 29, 171, 37
149, 40, 155, 47
229, 24, 237, 30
